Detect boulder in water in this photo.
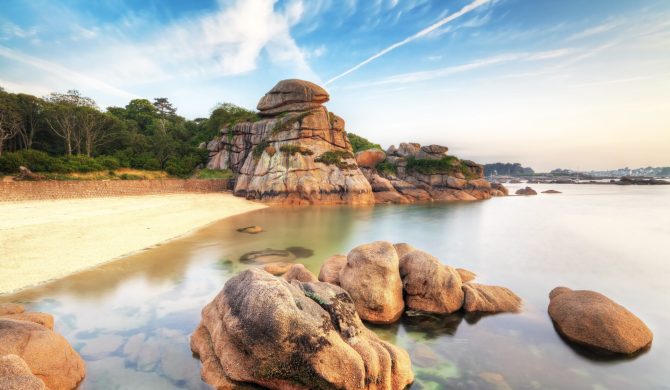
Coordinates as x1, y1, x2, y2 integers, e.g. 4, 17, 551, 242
461, 283, 521, 313
317, 254, 347, 285
399, 250, 463, 314
515, 187, 537, 195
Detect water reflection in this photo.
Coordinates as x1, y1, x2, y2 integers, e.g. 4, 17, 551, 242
1, 185, 669, 389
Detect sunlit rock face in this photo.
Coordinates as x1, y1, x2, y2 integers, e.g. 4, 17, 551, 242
206, 79, 374, 205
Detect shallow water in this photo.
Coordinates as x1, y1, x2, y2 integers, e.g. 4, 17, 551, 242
2, 184, 670, 389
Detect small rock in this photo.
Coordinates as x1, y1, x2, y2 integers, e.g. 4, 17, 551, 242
462, 283, 521, 313
263, 262, 294, 276
548, 287, 653, 354
542, 189, 562, 194
281, 264, 318, 283
239, 249, 296, 264
399, 250, 463, 314
355, 149, 386, 168
317, 254, 347, 285
515, 186, 537, 195
236, 225, 263, 234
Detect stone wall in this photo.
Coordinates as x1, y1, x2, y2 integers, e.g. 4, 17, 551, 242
0, 179, 231, 202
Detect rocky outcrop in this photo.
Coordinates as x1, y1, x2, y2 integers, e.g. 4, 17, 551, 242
399, 250, 464, 314
339, 242, 405, 324
355, 149, 386, 168
548, 287, 653, 354
0, 354, 45, 390
190, 269, 414, 389
361, 142, 506, 204
515, 186, 537, 195
207, 79, 374, 205
0, 304, 85, 390
462, 284, 522, 313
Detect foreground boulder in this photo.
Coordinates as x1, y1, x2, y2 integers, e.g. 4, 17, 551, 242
0, 305, 85, 390
399, 250, 463, 314
191, 269, 413, 389
339, 242, 405, 324
207, 79, 374, 205
462, 284, 522, 313
548, 287, 653, 354
0, 354, 45, 390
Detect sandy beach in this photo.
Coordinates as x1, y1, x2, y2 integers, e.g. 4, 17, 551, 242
0, 193, 266, 294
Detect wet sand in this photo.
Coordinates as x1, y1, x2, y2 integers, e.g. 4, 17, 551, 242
0, 193, 266, 294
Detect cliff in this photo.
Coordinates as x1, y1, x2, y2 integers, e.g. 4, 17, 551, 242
206, 79, 506, 205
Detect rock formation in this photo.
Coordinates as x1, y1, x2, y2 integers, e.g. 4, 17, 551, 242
190, 269, 414, 389
206, 79, 507, 205
548, 287, 653, 354
317, 242, 521, 322
207, 79, 374, 205
0, 354, 45, 390
281, 263, 318, 283
0, 304, 85, 390
358, 142, 506, 204
339, 242, 405, 324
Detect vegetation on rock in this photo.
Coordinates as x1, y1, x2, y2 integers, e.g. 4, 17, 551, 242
252, 140, 270, 159
314, 150, 356, 170
406, 156, 477, 179
348, 132, 382, 153
279, 144, 314, 156
271, 111, 312, 135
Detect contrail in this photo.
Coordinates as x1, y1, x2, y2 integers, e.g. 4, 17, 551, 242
325, 0, 492, 86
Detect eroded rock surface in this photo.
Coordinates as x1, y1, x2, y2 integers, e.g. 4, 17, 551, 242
0, 354, 45, 390
548, 287, 653, 354
399, 250, 463, 314
339, 242, 405, 324
462, 283, 522, 313
0, 304, 85, 390
190, 269, 414, 389
318, 254, 347, 285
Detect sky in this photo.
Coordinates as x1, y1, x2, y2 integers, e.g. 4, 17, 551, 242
1, 0, 669, 171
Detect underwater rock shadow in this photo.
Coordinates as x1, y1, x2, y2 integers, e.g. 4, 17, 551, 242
398, 310, 503, 339
238, 246, 314, 264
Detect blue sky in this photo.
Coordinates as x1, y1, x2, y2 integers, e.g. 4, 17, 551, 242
1, 0, 669, 170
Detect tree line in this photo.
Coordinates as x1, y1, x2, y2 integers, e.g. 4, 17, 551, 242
0, 87, 256, 177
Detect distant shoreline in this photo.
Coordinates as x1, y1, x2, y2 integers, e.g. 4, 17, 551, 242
0, 193, 266, 294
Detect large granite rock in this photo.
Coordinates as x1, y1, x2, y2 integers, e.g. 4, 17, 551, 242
0, 354, 45, 390
548, 287, 653, 354
355, 149, 386, 168
0, 305, 85, 390
207, 79, 374, 205
191, 269, 414, 389
339, 241, 405, 324
462, 283, 522, 313
398, 250, 464, 314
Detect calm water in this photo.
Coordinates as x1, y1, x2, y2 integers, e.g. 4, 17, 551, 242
2, 184, 670, 389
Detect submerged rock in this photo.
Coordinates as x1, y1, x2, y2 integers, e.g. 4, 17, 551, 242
190, 269, 414, 389
263, 261, 295, 276
0, 306, 86, 390
237, 225, 263, 234
548, 287, 653, 354
240, 249, 297, 264
542, 189, 562, 194
461, 283, 522, 313
339, 241, 405, 324
0, 354, 45, 390
399, 250, 463, 314
515, 187, 537, 195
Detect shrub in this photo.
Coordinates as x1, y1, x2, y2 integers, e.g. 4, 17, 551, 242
348, 132, 382, 153
315, 150, 356, 170
61, 155, 104, 173
0, 153, 24, 174
406, 156, 461, 175
279, 144, 314, 156
119, 173, 143, 180
165, 155, 200, 177
271, 111, 312, 135
196, 168, 234, 180
95, 155, 121, 170
14, 149, 58, 172
376, 161, 397, 176
253, 140, 270, 159
130, 154, 161, 170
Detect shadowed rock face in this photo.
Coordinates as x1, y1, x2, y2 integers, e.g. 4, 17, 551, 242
190, 269, 414, 389
207, 79, 374, 205
0, 304, 86, 390
339, 242, 405, 324
548, 287, 653, 354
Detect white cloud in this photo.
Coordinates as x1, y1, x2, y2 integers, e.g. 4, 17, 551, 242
566, 20, 619, 42
325, 0, 493, 85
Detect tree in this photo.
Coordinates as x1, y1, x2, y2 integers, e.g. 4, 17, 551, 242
79, 108, 120, 156
44, 90, 97, 155
15, 94, 43, 149
0, 103, 21, 156
153, 97, 176, 134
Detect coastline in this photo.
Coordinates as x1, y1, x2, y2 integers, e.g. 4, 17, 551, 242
0, 193, 266, 294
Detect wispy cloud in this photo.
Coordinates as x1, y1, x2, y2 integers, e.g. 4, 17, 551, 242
325, 0, 493, 85
566, 20, 620, 42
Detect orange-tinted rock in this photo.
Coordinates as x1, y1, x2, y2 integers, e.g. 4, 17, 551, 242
281, 264, 318, 283
515, 186, 537, 195
393, 243, 416, 259
2, 313, 54, 331
0, 319, 85, 389
190, 269, 413, 389
318, 254, 347, 285
462, 283, 521, 313
456, 268, 476, 283
0, 354, 45, 390
263, 261, 294, 276
0, 304, 24, 316
339, 241, 405, 324
399, 250, 463, 314
257, 79, 329, 115
548, 287, 653, 354
355, 149, 386, 168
